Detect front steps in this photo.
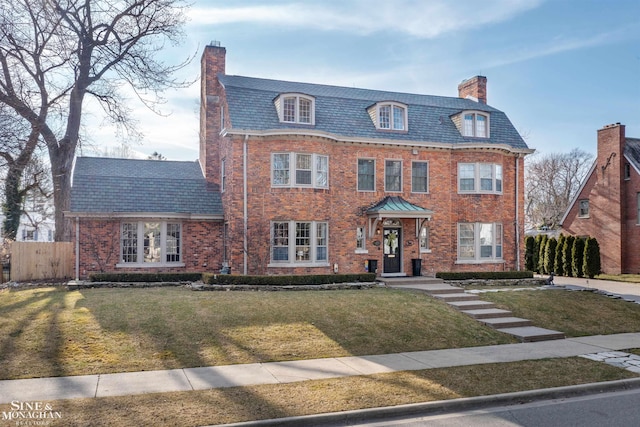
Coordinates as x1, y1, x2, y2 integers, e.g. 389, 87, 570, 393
385, 278, 565, 343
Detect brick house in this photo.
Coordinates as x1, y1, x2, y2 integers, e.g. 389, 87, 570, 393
561, 123, 640, 274
67, 157, 223, 277
67, 43, 532, 278
201, 43, 531, 277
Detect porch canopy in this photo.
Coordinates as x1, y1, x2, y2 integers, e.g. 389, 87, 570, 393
366, 196, 433, 238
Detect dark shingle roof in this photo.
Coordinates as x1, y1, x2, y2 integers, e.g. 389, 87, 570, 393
625, 138, 640, 173
219, 75, 529, 150
69, 157, 222, 217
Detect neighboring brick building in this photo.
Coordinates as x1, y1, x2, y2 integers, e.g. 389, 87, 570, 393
201, 43, 531, 276
67, 43, 533, 278
561, 123, 640, 274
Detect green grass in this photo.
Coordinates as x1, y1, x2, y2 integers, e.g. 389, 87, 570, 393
4, 357, 635, 427
0, 287, 515, 379
478, 289, 640, 336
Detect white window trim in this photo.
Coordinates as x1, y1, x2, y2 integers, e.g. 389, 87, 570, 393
637, 193, 640, 225
274, 93, 316, 125
456, 222, 503, 263
384, 159, 403, 192
368, 102, 408, 131
418, 225, 431, 253
117, 221, 184, 268
458, 163, 503, 194
357, 158, 376, 192
271, 152, 329, 189
411, 160, 429, 194
461, 111, 490, 138
578, 199, 590, 218
355, 226, 368, 254
269, 221, 330, 267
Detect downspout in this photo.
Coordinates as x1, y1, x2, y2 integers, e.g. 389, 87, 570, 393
515, 154, 521, 271
243, 134, 248, 275
75, 216, 80, 281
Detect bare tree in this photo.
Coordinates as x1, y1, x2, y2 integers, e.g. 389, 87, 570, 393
525, 148, 593, 229
0, 0, 192, 241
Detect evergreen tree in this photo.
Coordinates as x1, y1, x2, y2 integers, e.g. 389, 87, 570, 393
572, 237, 586, 278
544, 237, 557, 275
537, 234, 548, 274
554, 234, 565, 276
584, 237, 601, 279
525, 236, 536, 271
563, 235, 575, 277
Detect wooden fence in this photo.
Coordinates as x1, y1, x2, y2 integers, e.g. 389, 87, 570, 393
9, 242, 74, 282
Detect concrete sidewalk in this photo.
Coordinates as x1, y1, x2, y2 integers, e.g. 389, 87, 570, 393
550, 275, 640, 300
3, 333, 640, 404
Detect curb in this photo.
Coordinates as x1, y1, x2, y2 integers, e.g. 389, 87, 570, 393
213, 377, 640, 426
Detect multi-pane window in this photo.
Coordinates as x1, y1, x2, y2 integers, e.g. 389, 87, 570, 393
458, 163, 503, 193
271, 221, 329, 265
458, 223, 503, 261
273, 153, 290, 186
358, 159, 375, 191
272, 222, 289, 261
637, 193, 640, 224
121, 223, 138, 263
272, 153, 328, 188
385, 160, 402, 192
463, 112, 489, 137
374, 102, 407, 131
276, 94, 315, 124
120, 221, 181, 265
624, 163, 631, 180
412, 161, 429, 193
166, 223, 181, 262
579, 200, 590, 217
296, 154, 312, 185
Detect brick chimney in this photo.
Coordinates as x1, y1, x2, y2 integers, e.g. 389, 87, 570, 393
458, 76, 487, 104
199, 42, 226, 180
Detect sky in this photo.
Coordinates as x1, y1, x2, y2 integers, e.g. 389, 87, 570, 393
82, 0, 640, 161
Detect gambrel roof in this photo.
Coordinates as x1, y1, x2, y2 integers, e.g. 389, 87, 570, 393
219, 74, 530, 152
68, 157, 223, 219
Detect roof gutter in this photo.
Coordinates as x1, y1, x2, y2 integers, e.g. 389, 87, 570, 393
223, 129, 535, 155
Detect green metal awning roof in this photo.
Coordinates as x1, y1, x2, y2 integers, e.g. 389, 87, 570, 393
366, 196, 433, 238
366, 196, 433, 219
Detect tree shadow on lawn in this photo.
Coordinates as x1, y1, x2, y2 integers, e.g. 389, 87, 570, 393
0, 287, 67, 379
72, 287, 515, 374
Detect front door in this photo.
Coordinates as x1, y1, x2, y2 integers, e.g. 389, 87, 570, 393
383, 228, 401, 274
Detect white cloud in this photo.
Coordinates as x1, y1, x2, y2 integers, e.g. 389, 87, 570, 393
189, 0, 544, 38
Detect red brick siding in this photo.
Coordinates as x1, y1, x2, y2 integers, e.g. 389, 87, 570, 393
217, 134, 525, 275
73, 219, 223, 278
561, 124, 639, 274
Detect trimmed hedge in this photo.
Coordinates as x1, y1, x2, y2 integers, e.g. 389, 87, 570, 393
89, 272, 203, 283
203, 273, 376, 286
435, 271, 534, 280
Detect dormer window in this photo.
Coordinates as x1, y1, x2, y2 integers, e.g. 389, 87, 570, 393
368, 102, 408, 131
275, 93, 315, 125
462, 112, 489, 138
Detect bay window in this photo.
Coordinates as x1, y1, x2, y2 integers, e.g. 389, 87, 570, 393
270, 221, 329, 266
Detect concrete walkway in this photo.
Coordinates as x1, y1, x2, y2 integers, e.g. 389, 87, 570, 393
2, 333, 640, 404
549, 275, 640, 302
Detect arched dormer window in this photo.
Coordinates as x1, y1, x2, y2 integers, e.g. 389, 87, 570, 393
457, 111, 489, 138
274, 93, 315, 125
368, 102, 408, 131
